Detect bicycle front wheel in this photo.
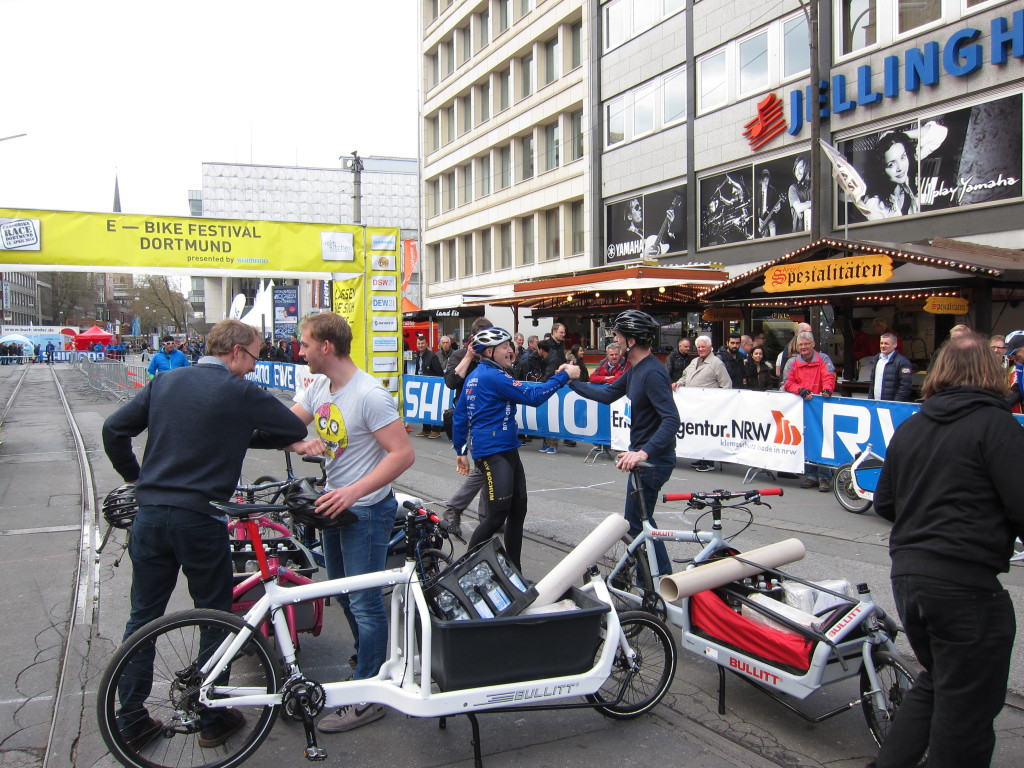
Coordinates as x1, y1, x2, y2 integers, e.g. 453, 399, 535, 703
600, 535, 654, 614
587, 611, 677, 719
834, 464, 873, 514
861, 649, 922, 761
97, 609, 281, 768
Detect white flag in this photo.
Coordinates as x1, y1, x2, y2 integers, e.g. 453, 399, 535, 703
819, 139, 873, 216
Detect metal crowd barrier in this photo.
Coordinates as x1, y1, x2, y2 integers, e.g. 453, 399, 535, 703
78, 357, 148, 401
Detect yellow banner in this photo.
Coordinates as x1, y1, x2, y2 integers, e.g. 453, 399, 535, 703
924, 296, 969, 315
763, 255, 893, 293
0, 208, 385, 278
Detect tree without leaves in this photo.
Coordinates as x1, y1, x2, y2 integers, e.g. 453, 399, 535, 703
48, 271, 96, 323
135, 276, 191, 333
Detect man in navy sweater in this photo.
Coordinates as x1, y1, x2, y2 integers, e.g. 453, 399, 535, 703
102, 319, 308, 752
568, 310, 680, 576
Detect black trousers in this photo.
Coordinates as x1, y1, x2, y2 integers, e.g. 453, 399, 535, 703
872, 573, 1015, 768
468, 449, 527, 570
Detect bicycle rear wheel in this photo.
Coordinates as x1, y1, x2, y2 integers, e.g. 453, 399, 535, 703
97, 609, 281, 768
834, 464, 873, 514
861, 649, 923, 763
587, 611, 676, 719
600, 535, 655, 614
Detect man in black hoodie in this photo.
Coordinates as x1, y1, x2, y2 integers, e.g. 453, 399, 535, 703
869, 334, 1024, 768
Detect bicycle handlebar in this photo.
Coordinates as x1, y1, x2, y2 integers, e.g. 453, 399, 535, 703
663, 488, 783, 503
401, 499, 460, 536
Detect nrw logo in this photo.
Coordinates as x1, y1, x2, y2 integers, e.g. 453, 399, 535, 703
771, 410, 802, 446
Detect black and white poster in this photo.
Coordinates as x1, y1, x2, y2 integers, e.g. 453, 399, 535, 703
605, 185, 686, 263
838, 94, 1022, 224
752, 152, 811, 239
699, 169, 754, 247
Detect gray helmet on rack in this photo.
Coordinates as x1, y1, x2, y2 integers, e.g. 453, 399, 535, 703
611, 310, 660, 348
471, 327, 513, 355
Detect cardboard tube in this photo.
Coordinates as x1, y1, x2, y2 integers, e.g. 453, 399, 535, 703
658, 538, 806, 602
533, 515, 630, 607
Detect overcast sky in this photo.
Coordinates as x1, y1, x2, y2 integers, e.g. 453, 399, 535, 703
0, 0, 419, 217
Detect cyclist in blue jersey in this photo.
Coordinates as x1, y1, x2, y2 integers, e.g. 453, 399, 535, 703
452, 327, 579, 570
568, 310, 680, 577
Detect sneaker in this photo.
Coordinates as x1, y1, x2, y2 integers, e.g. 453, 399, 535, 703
318, 703, 385, 733
800, 477, 816, 489
427, 431, 442, 439
415, 430, 430, 437
818, 477, 831, 492
538, 446, 551, 453
198, 709, 244, 748
124, 716, 163, 752
347, 654, 357, 669
694, 461, 715, 472
546, 447, 558, 454
443, 508, 463, 537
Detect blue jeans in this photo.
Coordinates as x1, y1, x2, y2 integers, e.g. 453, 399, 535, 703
321, 493, 397, 680
624, 455, 676, 577
872, 574, 1015, 768
117, 506, 233, 736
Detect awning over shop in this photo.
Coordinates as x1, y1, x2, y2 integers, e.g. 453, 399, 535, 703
464, 264, 729, 315
699, 237, 1024, 308
402, 304, 486, 322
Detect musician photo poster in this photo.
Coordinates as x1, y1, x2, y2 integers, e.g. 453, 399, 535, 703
699, 169, 754, 247
837, 94, 1022, 225
605, 184, 686, 263
752, 152, 810, 239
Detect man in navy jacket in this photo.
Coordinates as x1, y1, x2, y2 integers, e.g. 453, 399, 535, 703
868, 333, 914, 401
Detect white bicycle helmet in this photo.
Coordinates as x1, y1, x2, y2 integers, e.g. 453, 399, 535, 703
471, 327, 513, 354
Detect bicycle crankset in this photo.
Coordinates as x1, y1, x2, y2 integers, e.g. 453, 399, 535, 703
282, 677, 326, 721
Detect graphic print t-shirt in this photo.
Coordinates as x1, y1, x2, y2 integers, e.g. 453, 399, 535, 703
296, 369, 400, 506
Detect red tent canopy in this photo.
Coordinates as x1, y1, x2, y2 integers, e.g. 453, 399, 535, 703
74, 326, 114, 351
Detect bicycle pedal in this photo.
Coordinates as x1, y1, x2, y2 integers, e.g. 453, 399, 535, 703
304, 746, 328, 761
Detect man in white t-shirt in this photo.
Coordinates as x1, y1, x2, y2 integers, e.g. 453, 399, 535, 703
290, 312, 415, 734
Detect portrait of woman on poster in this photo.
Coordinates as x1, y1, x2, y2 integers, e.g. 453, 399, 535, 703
862, 122, 947, 220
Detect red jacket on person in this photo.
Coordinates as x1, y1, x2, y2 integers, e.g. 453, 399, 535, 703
783, 352, 836, 396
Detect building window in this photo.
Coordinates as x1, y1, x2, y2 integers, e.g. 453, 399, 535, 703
544, 208, 560, 261
571, 200, 585, 254
479, 154, 491, 196
430, 243, 441, 283
427, 0, 439, 23
897, 0, 940, 35
446, 239, 457, 280
605, 0, 627, 49
500, 222, 512, 269
463, 235, 474, 276
606, 97, 625, 146
459, 26, 471, 66
478, 8, 490, 50
444, 172, 456, 211
738, 31, 769, 95
517, 0, 533, 20
633, 82, 657, 137
545, 123, 559, 171
427, 114, 440, 152
521, 134, 534, 180
498, 67, 511, 111
444, 106, 455, 144
480, 228, 492, 273
429, 178, 440, 216
497, 0, 510, 33
663, 69, 685, 124
782, 14, 809, 78
459, 96, 472, 135
570, 110, 584, 160
698, 51, 727, 113
839, 0, 877, 55
442, 40, 454, 77
544, 36, 560, 85
520, 216, 535, 265
520, 52, 534, 100
633, 0, 657, 32
571, 21, 583, 69
500, 145, 512, 189
460, 163, 473, 205
478, 81, 490, 123
427, 51, 439, 89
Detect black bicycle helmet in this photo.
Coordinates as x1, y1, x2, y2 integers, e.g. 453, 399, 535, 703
471, 327, 513, 355
285, 478, 356, 529
611, 310, 660, 348
102, 483, 139, 530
